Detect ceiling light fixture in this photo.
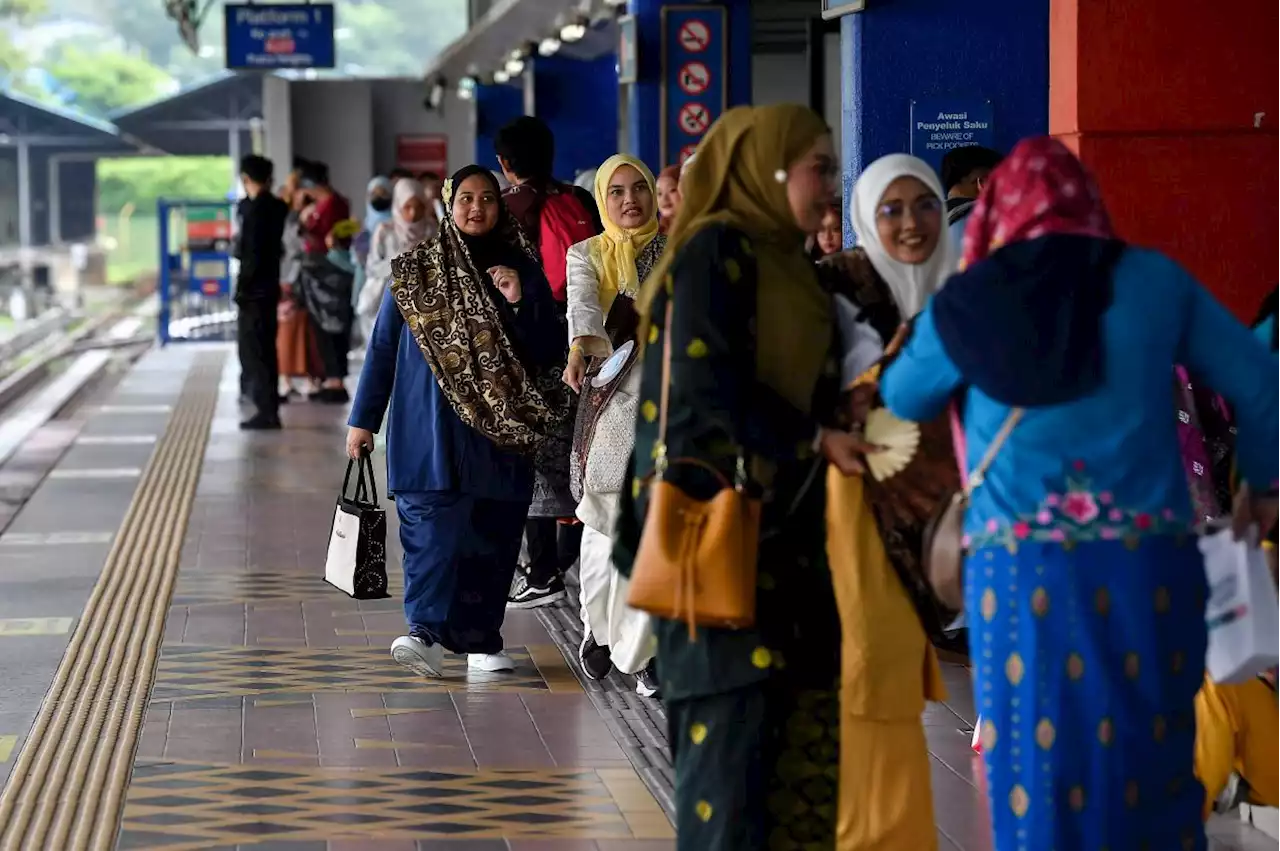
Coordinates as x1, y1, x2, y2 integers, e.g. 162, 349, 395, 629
559, 20, 587, 42
538, 37, 561, 56
493, 69, 511, 83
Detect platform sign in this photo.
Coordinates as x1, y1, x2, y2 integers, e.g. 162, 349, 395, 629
224, 3, 336, 70
909, 98, 995, 174
661, 5, 727, 167
618, 15, 638, 84
396, 134, 449, 178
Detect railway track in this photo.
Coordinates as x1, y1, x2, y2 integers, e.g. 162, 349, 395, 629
0, 300, 155, 470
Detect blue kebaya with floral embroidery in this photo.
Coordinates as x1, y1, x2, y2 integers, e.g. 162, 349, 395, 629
881, 138, 1278, 851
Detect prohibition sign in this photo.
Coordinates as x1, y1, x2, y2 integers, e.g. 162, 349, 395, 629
678, 19, 710, 53
679, 143, 699, 163
678, 61, 711, 96
678, 102, 711, 136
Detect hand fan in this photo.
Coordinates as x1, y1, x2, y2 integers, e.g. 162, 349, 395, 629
863, 407, 921, 481
591, 340, 635, 388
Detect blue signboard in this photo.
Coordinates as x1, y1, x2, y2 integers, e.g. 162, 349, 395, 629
661, 5, 727, 167
224, 3, 336, 71
909, 98, 995, 174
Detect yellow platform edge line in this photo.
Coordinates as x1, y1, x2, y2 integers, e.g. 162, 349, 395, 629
0, 352, 224, 851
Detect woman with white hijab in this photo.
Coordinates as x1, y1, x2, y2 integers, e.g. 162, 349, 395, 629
817, 152, 954, 849
358, 178, 434, 340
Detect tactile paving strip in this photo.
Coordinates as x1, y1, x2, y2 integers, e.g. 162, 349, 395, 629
0, 352, 224, 851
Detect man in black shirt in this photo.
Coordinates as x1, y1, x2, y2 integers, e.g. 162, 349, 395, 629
235, 154, 289, 430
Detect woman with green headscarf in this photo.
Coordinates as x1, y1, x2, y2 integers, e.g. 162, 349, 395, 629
612, 105, 872, 850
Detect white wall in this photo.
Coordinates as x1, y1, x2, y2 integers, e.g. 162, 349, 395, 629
751, 52, 808, 107
824, 31, 842, 154
289, 80, 376, 206
369, 81, 476, 178
261, 75, 293, 189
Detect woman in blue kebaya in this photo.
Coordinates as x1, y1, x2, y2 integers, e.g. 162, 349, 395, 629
880, 137, 1278, 851
347, 166, 571, 678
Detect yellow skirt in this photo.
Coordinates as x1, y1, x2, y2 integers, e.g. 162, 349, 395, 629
826, 467, 945, 851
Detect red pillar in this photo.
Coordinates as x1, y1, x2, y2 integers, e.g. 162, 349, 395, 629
1050, 0, 1278, 320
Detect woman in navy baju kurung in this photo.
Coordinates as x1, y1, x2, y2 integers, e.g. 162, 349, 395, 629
347, 166, 570, 676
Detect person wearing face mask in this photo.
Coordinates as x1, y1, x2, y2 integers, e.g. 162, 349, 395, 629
880, 138, 1278, 851
346, 166, 572, 678
358, 178, 434, 342
612, 105, 876, 851
351, 176, 395, 328
813, 153, 957, 849
548, 154, 667, 697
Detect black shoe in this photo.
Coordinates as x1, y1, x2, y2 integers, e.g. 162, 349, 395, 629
324, 386, 350, 404
239, 415, 282, 430
578, 633, 613, 681
635, 662, 660, 699
507, 573, 566, 609
278, 393, 290, 404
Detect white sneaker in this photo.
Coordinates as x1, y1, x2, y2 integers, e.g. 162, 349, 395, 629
391, 634, 445, 678
468, 652, 516, 672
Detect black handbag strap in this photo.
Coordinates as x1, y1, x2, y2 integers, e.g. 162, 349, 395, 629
341, 453, 380, 505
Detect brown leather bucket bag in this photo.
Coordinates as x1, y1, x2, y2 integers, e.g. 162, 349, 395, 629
627, 300, 762, 638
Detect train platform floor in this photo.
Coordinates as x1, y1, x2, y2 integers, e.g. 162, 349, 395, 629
0, 343, 1271, 850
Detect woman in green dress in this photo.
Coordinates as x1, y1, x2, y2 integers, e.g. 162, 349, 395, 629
612, 104, 870, 850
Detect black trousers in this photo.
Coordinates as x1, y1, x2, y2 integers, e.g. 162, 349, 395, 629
524, 517, 582, 585
237, 299, 279, 420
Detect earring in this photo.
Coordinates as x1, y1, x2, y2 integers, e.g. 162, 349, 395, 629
774, 169, 787, 184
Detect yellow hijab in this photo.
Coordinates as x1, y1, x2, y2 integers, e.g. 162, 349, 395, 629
588, 154, 661, 315
637, 104, 834, 415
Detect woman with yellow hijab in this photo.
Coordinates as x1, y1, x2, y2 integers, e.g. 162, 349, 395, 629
612, 105, 873, 851
562, 154, 666, 697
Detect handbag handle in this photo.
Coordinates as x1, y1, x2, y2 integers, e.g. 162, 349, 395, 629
341, 453, 380, 504
651, 297, 748, 491
949, 400, 1024, 496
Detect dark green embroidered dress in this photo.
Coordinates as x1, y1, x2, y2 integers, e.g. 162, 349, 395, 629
614, 224, 843, 851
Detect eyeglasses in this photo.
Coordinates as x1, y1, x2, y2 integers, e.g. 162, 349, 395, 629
876, 196, 942, 223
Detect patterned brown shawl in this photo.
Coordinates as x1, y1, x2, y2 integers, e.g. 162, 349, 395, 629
819, 248, 962, 638
388, 193, 573, 453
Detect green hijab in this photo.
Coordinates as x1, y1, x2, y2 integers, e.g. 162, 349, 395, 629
638, 104, 833, 415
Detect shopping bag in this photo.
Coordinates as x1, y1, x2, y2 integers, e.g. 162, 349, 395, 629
324, 454, 390, 599
1200, 524, 1279, 684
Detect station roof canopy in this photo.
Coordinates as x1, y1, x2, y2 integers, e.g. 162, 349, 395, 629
0, 90, 140, 154
110, 72, 261, 157
425, 0, 618, 84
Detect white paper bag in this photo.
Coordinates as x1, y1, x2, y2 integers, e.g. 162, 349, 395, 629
325, 505, 362, 596
1200, 525, 1279, 684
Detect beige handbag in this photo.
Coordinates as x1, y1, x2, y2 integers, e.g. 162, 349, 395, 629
922, 405, 1023, 611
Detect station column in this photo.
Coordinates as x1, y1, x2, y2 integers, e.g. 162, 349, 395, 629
836, 0, 1049, 245
1050, 0, 1277, 318
473, 83, 523, 168
532, 55, 620, 180
625, 0, 752, 172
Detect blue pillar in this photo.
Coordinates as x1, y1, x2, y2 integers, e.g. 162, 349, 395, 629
627, 0, 752, 173
839, 0, 1050, 244
533, 54, 620, 181
474, 83, 524, 167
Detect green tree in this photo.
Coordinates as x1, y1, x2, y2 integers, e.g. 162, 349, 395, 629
97, 156, 232, 215
0, 0, 47, 82
45, 44, 173, 118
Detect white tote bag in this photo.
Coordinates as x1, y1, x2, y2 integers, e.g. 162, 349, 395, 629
324, 455, 390, 600
1200, 525, 1279, 684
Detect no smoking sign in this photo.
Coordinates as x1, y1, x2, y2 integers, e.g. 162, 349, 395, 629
678, 19, 710, 53
678, 61, 710, 96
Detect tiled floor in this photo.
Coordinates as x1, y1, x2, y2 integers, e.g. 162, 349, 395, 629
0, 346, 1271, 850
